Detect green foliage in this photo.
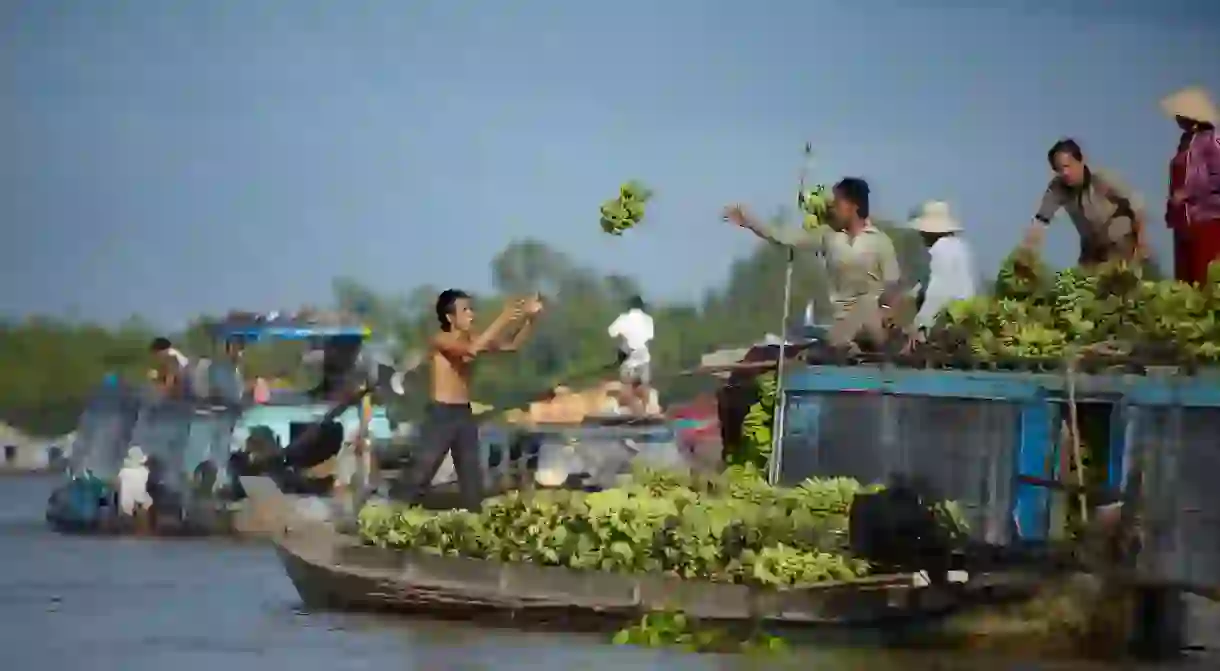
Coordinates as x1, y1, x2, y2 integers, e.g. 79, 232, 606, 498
599, 181, 653, 236
927, 258, 1220, 366
612, 610, 787, 654
2, 227, 930, 434
358, 466, 876, 587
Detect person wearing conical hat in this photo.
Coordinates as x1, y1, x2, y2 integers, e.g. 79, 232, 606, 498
1162, 86, 1220, 285
907, 201, 979, 336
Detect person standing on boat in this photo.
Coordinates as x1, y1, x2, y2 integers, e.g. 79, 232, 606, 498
1020, 138, 1150, 267
905, 201, 979, 346
607, 295, 655, 415
1161, 86, 1220, 284
388, 290, 543, 510
149, 337, 190, 397
723, 177, 903, 349
117, 446, 153, 520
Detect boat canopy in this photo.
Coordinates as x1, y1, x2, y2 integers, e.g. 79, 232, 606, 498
209, 316, 371, 343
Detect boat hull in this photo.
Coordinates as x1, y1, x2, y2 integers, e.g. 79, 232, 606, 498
274, 524, 1041, 628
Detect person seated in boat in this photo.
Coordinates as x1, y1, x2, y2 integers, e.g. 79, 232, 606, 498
117, 446, 153, 525
608, 295, 655, 415
388, 290, 543, 511
724, 177, 903, 352
149, 337, 190, 397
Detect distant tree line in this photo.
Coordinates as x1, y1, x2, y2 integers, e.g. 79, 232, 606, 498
0, 220, 930, 436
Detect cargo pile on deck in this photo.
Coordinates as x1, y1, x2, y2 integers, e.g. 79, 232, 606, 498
358, 467, 965, 587
842, 258, 1220, 372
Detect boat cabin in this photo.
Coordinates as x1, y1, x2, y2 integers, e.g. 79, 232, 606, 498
49, 314, 396, 533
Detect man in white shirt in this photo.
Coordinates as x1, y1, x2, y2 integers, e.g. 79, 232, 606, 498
907, 200, 978, 341
150, 337, 190, 396
117, 445, 153, 517
607, 296, 655, 415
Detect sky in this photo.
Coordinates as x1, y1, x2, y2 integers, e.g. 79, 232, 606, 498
2, 0, 1218, 328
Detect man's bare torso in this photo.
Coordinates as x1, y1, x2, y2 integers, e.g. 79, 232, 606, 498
430, 335, 473, 404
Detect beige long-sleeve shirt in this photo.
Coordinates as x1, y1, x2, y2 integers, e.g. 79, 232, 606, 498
749, 221, 902, 320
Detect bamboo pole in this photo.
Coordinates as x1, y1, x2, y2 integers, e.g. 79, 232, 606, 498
767, 142, 815, 486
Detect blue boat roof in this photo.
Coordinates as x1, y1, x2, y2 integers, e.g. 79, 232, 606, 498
211, 321, 371, 342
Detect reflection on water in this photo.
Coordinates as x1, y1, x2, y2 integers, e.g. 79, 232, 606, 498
0, 475, 1206, 671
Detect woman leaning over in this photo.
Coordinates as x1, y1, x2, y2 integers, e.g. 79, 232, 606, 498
1162, 86, 1220, 284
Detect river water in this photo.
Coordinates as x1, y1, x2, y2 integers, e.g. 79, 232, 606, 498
0, 474, 1210, 671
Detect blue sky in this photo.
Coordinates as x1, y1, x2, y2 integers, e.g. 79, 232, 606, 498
3, 1, 1218, 328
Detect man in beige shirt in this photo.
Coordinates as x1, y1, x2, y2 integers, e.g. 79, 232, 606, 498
1022, 138, 1149, 266
723, 177, 903, 348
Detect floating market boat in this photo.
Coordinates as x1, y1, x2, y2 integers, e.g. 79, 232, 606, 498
44, 313, 400, 538
271, 510, 1043, 629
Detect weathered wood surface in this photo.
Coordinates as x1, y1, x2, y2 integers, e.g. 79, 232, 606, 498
275, 526, 1043, 626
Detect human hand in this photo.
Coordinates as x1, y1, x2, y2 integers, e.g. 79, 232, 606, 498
523, 293, 544, 316
721, 204, 752, 229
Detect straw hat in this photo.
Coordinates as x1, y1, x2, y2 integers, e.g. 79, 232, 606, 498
123, 446, 149, 468
908, 201, 962, 234
1161, 86, 1217, 125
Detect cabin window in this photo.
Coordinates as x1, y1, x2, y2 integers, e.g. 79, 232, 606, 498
3, 445, 15, 464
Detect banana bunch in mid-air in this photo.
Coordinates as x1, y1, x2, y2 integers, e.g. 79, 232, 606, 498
599, 181, 653, 236
798, 184, 832, 231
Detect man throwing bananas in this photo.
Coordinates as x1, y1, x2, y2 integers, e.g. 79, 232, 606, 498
723, 177, 903, 350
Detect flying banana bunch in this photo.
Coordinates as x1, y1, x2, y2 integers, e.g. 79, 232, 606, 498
798, 185, 832, 231
599, 181, 654, 236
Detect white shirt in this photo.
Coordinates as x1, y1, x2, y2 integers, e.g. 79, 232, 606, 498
914, 235, 978, 329
608, 309, 654, 365
168, 348, 189, 370
117, 465, 153, 515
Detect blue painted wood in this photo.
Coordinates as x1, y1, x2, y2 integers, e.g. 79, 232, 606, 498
782, 365, 1220, 408
784, 366, 1043, 401
1015, 400, 1053, 540
1109, 401, 1132, 493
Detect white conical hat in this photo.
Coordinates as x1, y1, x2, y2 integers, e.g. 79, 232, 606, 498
1161, 86, 1217, 125
908, 201, 962, 234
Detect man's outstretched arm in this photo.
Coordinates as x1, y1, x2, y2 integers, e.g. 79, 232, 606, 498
723, 204, 826, 250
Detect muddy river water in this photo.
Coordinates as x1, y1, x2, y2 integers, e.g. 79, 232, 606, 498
0, 475, 1211, 670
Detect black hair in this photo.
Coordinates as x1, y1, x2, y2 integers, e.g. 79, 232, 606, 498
628, 295, 646, 311
150, 337, 172, 352
832, 177, 871, 220
435, 289, 471, 331
1047, 138, 1084, 167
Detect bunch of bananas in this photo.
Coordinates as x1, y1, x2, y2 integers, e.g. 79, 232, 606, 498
599, 181, 653, 236
926, 255, 1220, 368
798, 185, 832, 231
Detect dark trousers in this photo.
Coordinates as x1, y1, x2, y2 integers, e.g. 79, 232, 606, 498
391, 402, 484, 511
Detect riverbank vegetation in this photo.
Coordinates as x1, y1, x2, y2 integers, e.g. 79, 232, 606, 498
2, 228, 931, 436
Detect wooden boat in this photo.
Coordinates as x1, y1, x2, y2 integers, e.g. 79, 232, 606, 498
273, 520, 1044, 629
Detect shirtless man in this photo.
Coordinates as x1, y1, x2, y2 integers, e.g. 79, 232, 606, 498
390, 289, 543, 510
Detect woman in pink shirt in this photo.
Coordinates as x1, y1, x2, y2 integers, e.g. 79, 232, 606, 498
1162, 86, 1220, 284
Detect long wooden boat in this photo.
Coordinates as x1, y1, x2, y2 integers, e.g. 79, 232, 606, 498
273, 520, 1046, 628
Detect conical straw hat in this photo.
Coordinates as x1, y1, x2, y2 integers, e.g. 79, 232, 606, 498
1161, 86, 1217, 125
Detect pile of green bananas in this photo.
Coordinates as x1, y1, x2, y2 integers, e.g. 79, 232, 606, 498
599, 180, 653, 236
924, 256, 1220, 368
359, 465, 880, 587
798, 185, 832, 231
